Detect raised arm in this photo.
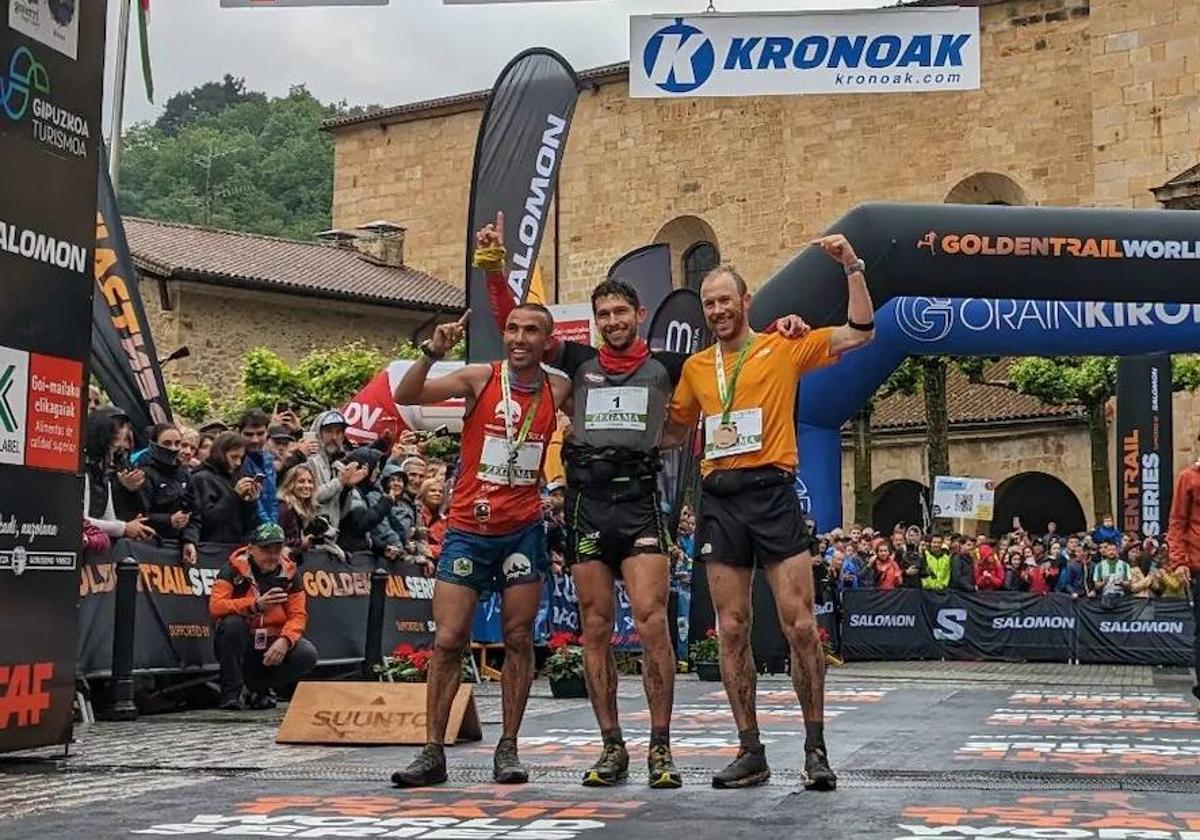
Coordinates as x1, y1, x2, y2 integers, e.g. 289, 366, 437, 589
810, 234, 876, 356
394, 311, 488, 406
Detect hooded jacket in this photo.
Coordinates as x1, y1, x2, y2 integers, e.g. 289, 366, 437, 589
337, 448, 392, 553
139, 443, 191, 540
209, 547, 307, 645
367, 463, 416, 557
183, 458, 257, 546
305, 413, 350, 529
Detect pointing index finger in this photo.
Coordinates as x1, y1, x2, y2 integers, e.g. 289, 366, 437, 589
495, 211, 504, 242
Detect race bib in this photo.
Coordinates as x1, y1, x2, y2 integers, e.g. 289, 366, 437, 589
478, 435, 544, 486
703, 408, 763, 460
584, 386, 649, 431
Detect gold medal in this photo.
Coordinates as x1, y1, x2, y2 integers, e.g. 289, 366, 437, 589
713, 424, 738, 449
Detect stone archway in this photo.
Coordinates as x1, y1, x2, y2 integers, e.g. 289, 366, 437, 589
653, 215, 719, 289
944, 171, 1030, 207
872, 478, 928, 534
990, 471, 1087, 537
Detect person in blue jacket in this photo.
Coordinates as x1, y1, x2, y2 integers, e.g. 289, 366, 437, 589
1092, 514, 1121, 545
1055, 539, 1087, 596
238, 408, 278, 526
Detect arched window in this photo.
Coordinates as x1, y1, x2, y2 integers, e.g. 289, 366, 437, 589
683, 241, 720, 291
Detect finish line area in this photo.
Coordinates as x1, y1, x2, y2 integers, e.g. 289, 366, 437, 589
2, 663, 1198, 839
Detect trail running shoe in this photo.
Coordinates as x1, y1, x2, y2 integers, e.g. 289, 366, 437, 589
711, 746, 770, 789
391, 744, 447, 788
803, 747, 838, 791
245, 691, 276, 711
581, 740, 629, 787
493, 736, 529, 784
647, 742, 682, 789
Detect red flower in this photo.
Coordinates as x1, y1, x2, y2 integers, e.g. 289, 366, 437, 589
548, 631, 579, 651
817, 627, 830, 645
706, 629, 718, 639
408, 650, 432, 672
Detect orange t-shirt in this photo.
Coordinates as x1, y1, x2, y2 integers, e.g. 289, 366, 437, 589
668, 328, 839, 476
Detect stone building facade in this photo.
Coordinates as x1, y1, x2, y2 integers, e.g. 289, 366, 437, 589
325, 0, 1200, 527
125, 217, 463, 397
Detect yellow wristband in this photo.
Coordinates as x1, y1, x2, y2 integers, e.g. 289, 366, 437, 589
472, 245, 506, 273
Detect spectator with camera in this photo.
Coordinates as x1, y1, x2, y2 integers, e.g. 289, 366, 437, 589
1055, 540, 1088, 597
84, 406, 155, 542
238, 409, 278, 527
182, 431, 261, 564
896, 527, 925, 589
210, 523, 318, 711
1093, 541, 1131, 605
138, 422, 192, 545
305, 410, 360, 529
334, 447, 391, 553
368, 463, 421, 569
275, 463, 342, 562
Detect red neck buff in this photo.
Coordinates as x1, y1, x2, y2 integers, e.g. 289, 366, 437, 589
598, 337, 650, 376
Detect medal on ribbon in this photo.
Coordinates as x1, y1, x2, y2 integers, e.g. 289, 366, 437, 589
713, 334, 755, 451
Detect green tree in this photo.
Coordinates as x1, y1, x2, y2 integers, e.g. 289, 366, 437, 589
1005, 356, 1117, 525
852, 357, 920, 526
166, 380, 214, 423
155, 74, 266, 137
119, 83, 352, 240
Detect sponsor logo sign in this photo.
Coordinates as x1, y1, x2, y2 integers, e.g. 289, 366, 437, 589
932, 475, 994, 520
7, 0, 78, 60
631, 7, 979, 98
0, 345, 81, 472
0, 45, 91, 158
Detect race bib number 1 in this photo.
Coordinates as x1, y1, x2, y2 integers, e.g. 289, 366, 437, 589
584, 386, 649, 431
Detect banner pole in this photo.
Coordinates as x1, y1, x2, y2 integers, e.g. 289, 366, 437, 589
108, 0, 132, 191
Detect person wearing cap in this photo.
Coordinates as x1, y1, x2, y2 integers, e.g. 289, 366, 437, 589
304, 409, 365, 536
209, 522, 317, 711
198, 419, 229, 436
267, 424, 297, 467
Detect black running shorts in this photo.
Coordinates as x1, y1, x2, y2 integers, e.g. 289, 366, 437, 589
698, 467, 815, 567
565, 482, 667, 576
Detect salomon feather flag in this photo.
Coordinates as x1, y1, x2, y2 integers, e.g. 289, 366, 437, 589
464, 49, 580, 361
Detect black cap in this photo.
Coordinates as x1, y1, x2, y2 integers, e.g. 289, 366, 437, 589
268, 425, 296, 442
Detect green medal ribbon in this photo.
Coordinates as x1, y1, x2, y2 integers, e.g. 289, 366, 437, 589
714, 333, 756, 425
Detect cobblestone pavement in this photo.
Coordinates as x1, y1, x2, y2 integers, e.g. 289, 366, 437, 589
0, 662, 1195, 837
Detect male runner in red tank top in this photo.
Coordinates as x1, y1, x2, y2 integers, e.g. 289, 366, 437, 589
390, 305, 570, 788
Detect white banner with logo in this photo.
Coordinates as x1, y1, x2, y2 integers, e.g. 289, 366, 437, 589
932, 475, 994, 520
630, 7, 980, 98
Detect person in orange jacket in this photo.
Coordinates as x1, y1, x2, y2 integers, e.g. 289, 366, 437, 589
210, 522, 318, 710
1167, 451, 1200, 705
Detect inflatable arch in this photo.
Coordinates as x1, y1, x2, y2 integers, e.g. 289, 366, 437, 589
749, 202, 1200, 530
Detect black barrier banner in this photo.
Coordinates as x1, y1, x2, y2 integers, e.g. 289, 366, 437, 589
77, 541, 436, 676
1075, 596, 1193, 666
607, 243, 672, 341
0, 2, 106, 753
93, 157, 172, 437
925, 591, 1074, 663
465, 49, 580, 361
1116, 354, 1172, 539
840, 588, 937, 661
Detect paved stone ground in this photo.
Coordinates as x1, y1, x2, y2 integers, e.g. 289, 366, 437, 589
0, 662, 1196, 839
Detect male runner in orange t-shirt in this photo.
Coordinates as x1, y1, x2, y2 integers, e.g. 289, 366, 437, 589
666, 234, 875, 791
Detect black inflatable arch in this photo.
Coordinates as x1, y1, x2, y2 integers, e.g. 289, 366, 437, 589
749, 202, 1200, 329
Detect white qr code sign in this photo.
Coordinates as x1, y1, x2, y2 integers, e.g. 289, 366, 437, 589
932, 476, 995, 520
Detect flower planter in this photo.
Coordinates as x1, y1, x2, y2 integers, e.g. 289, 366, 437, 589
549, 675, 588, 698
694, 661, 721, 682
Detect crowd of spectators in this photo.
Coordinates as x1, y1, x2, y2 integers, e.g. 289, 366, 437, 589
82, 403, 449, 572
812, 516, 1193, 604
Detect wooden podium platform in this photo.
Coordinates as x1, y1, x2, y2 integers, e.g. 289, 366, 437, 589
276, 682, 482, 746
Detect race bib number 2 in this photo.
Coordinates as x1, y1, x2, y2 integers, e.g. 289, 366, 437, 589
584, 386, 648, 431
478, 436, 543, 486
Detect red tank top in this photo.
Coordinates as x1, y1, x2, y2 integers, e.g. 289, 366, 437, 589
449, 362, 556, 535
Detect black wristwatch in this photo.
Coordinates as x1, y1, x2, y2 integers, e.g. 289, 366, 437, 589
420, 340, 444, 361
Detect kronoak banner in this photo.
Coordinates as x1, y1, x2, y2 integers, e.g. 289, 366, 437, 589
0, 1, 106, 753
94, 152, 173, 438
464, 49, 581, 361
630, 7, 980, 98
